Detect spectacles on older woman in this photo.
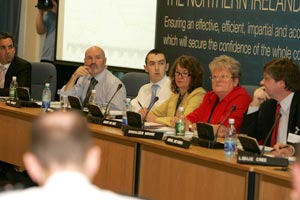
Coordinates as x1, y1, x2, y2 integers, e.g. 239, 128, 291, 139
210, 74, 233, 81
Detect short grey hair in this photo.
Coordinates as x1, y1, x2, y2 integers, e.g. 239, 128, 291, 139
209, 55, 241, 78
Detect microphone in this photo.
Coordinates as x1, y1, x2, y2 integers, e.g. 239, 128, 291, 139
103, 83, 123, 118
142, 96, 159, 128
237, 112, 288, 167
42, 75, 53, 85
212, 105, 236, 145
260, 112, 282, 155
147, 96, 159, 111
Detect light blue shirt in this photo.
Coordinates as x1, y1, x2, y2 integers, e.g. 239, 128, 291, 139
41, 11, 57, 61
60, 69, 126, 111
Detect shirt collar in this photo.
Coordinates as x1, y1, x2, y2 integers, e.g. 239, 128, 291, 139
151, 75, 168, 88
90, 68, 107, 82
279, 92, 294, 113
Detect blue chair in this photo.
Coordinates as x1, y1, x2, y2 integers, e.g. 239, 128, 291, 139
30, 62, 57, 101
121, 72, 150, 99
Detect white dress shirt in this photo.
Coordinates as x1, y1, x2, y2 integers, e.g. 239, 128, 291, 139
131, 75, 171, 112
0, 171, 139, 200
247, 92, 294, 144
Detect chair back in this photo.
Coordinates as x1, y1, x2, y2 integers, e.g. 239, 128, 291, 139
121, 72, 150, 99
31, 62, 57, 101
242, 84, 259, 97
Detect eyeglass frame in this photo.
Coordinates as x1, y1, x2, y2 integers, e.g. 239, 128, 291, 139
209, 74, 235, 81
174, 71, 191, 78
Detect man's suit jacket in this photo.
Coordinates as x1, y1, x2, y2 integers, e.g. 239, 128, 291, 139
0, 56, 32, 96
241, 91, 300, 146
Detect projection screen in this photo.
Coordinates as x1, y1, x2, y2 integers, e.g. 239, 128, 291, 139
56, 0, 157, 70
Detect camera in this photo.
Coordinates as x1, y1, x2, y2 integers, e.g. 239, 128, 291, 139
35, 0, 57, 10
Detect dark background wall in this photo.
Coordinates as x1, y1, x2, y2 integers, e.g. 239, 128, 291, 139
2, 1, 300, 97
155, 1, 300, 90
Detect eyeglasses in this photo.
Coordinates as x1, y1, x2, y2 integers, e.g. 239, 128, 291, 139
210, 74, 233, 80
175, 71, 191, 78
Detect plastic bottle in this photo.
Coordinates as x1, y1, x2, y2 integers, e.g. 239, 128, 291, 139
224, 118, 237, 158
42, 83, 51, 112
9, 76, 18, 100
122, 98, 131, 125
175, 106, 185, 136
88, 89, 97, 105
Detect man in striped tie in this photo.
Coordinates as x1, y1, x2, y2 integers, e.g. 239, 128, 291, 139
59, 46, 126, 111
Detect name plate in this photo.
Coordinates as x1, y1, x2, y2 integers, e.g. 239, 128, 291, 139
164, 136, 191, 149
123, 127, 163, 140
87, 115, 122, 128
237, 152, 289, 167
6, 100, 21, 108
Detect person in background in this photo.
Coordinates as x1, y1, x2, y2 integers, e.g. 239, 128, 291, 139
0, 32, 31, 96
0, 111, 140, 199
291, 145, 300, 200
35, 0, 57, 63
59, 45, 126, 110
140, 55, 206, 127
186, 55, 251, 136
241, 58, 300, 157
131, 49, 171, 112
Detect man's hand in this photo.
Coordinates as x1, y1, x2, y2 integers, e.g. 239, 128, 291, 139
251, 86, 270, 107
272, 143, 295, 157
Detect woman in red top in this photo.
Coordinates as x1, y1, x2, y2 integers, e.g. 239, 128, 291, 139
186, 55, 252, 137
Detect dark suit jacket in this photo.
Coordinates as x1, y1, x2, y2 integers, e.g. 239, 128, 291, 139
241, 91, 300, 146
0, 56, 32, 96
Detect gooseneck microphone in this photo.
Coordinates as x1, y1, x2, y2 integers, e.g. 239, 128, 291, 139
237, 112, 288, 167
212, 105, 236, 146
42, 75, 53, 85
260, 112, 282, 156
103, 83, 123, 118
142, 96, 159, 128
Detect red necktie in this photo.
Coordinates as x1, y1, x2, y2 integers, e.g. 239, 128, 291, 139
270, 104, 281, 146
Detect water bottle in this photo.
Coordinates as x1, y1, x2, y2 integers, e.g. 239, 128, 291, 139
224, 118, 237, 158
175, 106, 185, 136
88, 89, 97, 105
9, 76, 18, 100
42, 83, 51, 112
122, 98, 131, 125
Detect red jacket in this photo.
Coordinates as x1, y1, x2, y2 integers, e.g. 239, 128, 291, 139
186, 86, 252, 132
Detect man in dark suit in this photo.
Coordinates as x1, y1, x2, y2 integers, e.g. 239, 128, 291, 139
0, 32, 31, 96
241, 58, 300, 157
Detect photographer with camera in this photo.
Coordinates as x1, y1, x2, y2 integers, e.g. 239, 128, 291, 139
35, 0, 57, 63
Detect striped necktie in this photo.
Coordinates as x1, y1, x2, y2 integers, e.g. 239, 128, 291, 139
0, 65, 5, 88
149, 84, 159, 106
83, 77, 98, 106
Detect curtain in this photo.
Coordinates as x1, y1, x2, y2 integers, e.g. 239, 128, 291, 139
0, 0, 22, 48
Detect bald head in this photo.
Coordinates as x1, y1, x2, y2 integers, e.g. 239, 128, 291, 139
84, 46, 107, 77
30, 111, 91, 169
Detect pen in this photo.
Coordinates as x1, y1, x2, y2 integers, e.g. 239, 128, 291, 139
137, 101, 143, 109
271, 145, 290, 152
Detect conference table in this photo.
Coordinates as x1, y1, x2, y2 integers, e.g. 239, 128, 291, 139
0, 102, 292, 200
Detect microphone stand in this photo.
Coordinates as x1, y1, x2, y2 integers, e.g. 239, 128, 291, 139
211, 105, 236, 148
104, 84, 122, 119
260, 113, 282, 156
142, 96, 159, 129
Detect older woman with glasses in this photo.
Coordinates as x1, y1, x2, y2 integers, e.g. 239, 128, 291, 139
140, 54, 206, 127
186, 55, 252, 136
